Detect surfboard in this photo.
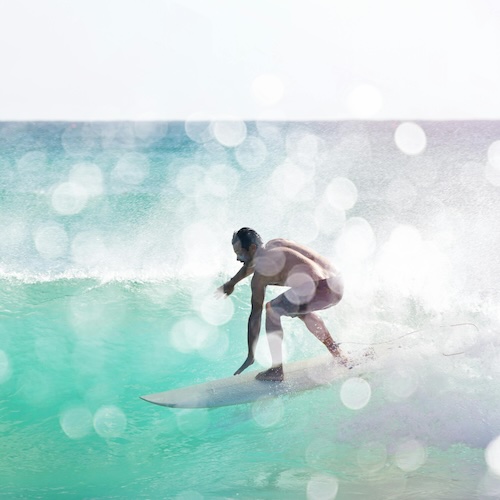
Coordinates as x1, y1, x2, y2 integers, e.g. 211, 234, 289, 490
140, 355, 363, 409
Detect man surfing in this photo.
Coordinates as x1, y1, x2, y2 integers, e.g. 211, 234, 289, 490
217, 227, 347, 381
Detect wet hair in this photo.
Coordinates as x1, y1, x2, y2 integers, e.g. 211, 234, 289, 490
232, 227, 263, 250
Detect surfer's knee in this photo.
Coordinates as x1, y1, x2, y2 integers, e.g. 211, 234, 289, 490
298, 312, 314, 322
266, 301, 283, 319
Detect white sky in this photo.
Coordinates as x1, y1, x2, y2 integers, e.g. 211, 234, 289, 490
1, 0, 499, 121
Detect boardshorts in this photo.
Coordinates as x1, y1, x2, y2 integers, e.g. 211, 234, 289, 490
268, 278, 343, 318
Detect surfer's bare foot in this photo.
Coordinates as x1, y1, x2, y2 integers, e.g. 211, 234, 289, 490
334, 353, 349, 366
326, 341, 349, 367
335, 354, 352, 369
256, 366, 284, 382
330, 349, 350, 368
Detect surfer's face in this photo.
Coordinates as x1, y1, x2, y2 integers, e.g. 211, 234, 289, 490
233, 241, 254, 265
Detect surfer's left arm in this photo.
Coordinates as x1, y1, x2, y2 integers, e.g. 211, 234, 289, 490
234, 275, 265, 375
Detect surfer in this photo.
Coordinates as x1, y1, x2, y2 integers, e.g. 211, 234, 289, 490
217, 227, 347, 381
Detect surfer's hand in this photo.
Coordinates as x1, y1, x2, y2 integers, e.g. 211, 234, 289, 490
215, 282, 234, 298
234, 356, 254, 375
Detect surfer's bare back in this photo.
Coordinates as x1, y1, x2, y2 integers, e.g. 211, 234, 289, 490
217, 227, 347, 382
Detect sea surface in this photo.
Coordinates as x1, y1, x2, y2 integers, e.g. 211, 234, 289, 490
1, 120, 500, 499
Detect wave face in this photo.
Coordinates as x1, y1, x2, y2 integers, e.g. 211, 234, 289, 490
1, 121, 500, 498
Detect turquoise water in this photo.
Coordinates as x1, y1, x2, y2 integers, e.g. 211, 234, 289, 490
1, 121, 500, 498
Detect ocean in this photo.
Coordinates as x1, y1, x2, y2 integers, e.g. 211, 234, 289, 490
1, 120, 500, 499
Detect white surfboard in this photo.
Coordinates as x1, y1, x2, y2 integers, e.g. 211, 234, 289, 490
140, 355, 364, 409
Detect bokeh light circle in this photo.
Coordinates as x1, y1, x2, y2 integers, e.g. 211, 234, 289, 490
93, 405, 127, 438
335, 217, 376, 262
325, 177, 358, 210
133, 122, 168, 145
306, 473, 339, 500
199, 295, 234, 326
394, 122, 427, 155
69, 162, 104, 197
383, 367, 419, 400
185, 114, 214, 144
255, 121, 283, 144
485, 162, 500, 187
284, 272, 316, 305
485, 140, 500, 186
255, 249, 286, 277
254, 333, 290, 370
487, 141, 500, 169
52, 182, 88, 215
60, 406, 93, 439
270, 161, 312, 201
340, 377, 371, 410
486, 436, 500, 476
394, 439, 427, 472
212, 119, 247, 147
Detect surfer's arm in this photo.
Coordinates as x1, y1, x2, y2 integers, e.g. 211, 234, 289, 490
217, 264, 254, 297
234, 275, 265, 375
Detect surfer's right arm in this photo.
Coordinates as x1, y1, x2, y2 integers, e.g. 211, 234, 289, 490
218, 264, 254, 297
234, 274, 265, 375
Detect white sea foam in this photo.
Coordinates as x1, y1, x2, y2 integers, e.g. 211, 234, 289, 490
335, 335, 500, 449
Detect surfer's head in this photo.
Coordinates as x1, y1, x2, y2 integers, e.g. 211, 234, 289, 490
232, 228, 263, 265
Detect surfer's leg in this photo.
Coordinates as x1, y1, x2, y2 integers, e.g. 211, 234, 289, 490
299, 313, 348, 364
255, 302, 285, 381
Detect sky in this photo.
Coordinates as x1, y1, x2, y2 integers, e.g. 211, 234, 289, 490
0, 0, 499, 121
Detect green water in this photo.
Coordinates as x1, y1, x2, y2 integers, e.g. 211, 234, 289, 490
0, 278, 493, 499
1, 121, 500, 498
